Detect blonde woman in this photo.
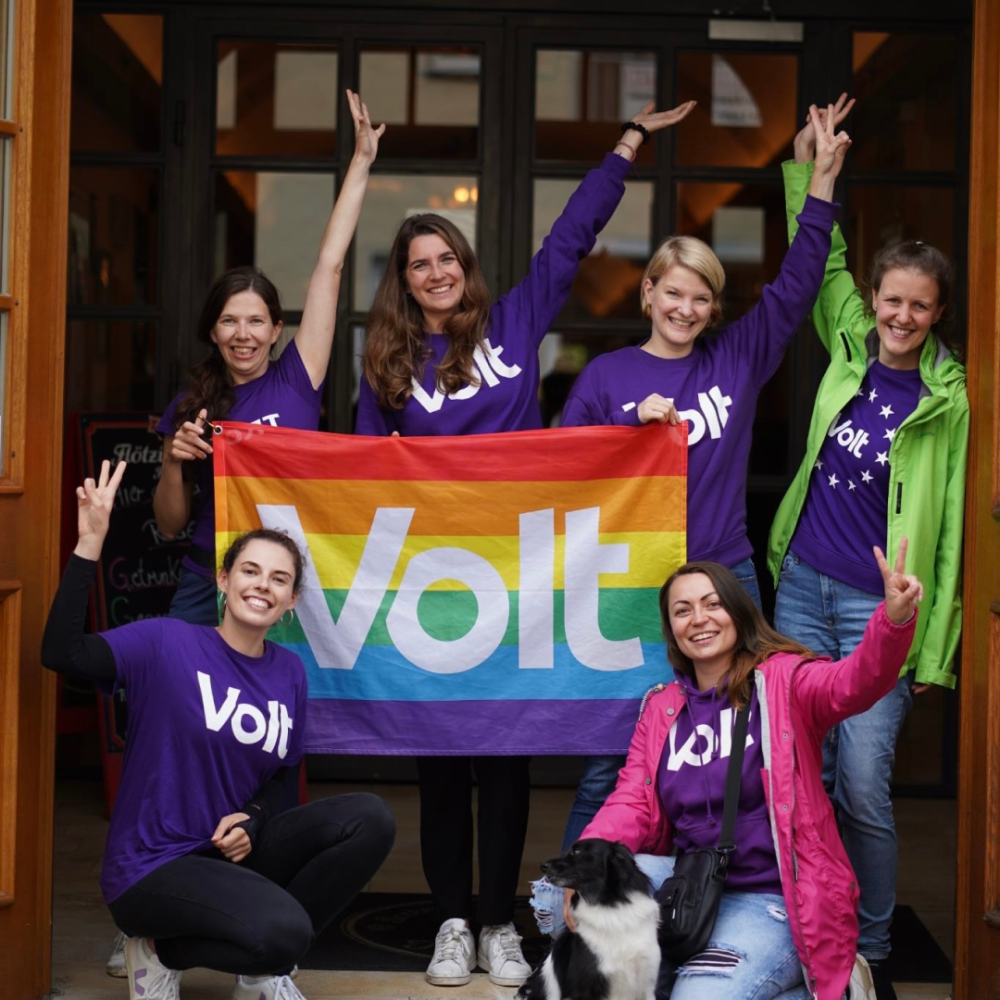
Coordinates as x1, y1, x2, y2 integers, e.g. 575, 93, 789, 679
559, 105, 850, 848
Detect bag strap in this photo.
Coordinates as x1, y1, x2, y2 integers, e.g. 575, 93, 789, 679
717, 677, 753, 854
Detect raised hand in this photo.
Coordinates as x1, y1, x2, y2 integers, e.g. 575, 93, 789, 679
793, 93, 855, 164
347, 89, 385, 164
615, 101, 697, 159
874, 537, 924, 625
810, 103, 852, 178
637, 393, 680, 425
75, 459, 127, 560
168, 408, 213, 463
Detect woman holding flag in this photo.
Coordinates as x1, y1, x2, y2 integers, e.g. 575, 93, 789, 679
356, 100, 696, 987
556, 102, 851, 850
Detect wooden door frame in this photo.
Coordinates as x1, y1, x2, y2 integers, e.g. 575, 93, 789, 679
954, 0, 1000, 995
0, 0, 73, 997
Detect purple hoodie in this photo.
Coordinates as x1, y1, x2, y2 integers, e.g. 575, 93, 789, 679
355, 152, 632, 438
657, 674, 782, 893
561, 195, 837, 566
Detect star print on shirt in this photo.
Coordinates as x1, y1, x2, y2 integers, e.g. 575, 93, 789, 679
856, 388, 865, 397
848, 480, 856, 490
884, 427, 896, 442
869, 388, 878, 403
879, 404, 894, 419
876, 451, 889, 466
861, 469, 873, 483
814, 459, 823, 470
828, 473, 840, 489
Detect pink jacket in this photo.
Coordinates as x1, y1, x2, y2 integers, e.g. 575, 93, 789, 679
582, 603, 917, 1000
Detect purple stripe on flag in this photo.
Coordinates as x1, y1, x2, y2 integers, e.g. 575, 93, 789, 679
303, 698, 646, 755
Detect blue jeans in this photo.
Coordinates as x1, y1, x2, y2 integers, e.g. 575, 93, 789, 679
531, 855, 808, 1000
168, 565, 219, 626
562, 558, 762, 850
773, 551, 913, 961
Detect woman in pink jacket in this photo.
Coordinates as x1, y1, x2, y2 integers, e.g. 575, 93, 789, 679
546, 542, 920, 1000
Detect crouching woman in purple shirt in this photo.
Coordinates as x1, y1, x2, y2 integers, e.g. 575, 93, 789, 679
541, 542, 920, 1000
558, 104, 851, 850
42, 461, 395, 1000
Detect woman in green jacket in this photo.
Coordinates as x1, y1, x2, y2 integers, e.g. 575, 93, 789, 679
767, 97, 969, 1000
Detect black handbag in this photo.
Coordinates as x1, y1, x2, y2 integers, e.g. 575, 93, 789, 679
653, 692, 751, 965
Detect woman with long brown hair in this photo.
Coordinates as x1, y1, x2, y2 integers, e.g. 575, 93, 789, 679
151, 91, 383, 628
539, 543, 921, 1000
355, 101, 696, 988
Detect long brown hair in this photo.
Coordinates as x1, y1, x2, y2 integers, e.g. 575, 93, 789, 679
174, 266, 283, 430
363, 214, 492, 410
659, 561, 813, 709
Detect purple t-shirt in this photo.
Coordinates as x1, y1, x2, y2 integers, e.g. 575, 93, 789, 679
561, 196, 837, 566
355, 153, 632, 438
791, 360, 923, 594
98, 618, 307, 902
657, 679, 781, 894
157, 339, 323, 578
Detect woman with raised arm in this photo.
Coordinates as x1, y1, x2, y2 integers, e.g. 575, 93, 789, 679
355, 101, 696, 989
767, 95, 969, 1000
557, 104, 851, 851
537, 541, 921, 1000
42, 461, 395, 1000
153, 90, 383, 627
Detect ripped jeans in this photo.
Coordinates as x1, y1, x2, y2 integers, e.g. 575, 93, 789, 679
531, 854, 809, 1000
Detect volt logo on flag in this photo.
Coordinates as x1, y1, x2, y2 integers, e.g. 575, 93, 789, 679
214, 422, 687, 755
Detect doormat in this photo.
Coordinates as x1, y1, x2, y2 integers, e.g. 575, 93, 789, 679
301, 894, 952, 983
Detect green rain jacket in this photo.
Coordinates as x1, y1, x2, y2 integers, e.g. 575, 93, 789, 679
767, 161, 969, 689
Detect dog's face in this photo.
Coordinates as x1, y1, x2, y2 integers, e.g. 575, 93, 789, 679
540, 838, 650, 906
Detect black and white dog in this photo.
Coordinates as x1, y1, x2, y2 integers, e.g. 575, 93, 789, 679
517, 839, 661, 1000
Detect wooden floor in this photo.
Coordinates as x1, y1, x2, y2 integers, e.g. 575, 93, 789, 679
52, 779, 955, 1000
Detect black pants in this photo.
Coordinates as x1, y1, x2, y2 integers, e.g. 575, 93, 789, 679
417, 755, 530, 927
109, 794, 395, 975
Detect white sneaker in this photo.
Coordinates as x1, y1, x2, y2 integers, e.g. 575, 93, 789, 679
107, 930, 128, 978
233, 973, 306, 1000
125, 936, 181, 1000
426, 918, 475, 986
847, 955, 877, 1000
477, 922, 531, 987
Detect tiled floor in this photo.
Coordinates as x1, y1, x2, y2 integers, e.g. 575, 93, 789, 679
51, 779, 954, 1000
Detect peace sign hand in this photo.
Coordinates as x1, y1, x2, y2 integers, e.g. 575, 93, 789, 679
809, 103, 852, 180
874, 537, 924, 625
75, 459, 127, 561
347, 89, 385, 164
793, 93, 855, 164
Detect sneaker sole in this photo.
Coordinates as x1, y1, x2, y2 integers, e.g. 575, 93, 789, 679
106, 966, 127, 978
485, 971, 530, 987
426, 972, 473, 986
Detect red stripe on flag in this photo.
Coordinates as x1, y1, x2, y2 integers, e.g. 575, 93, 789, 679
213, 422, 688, 483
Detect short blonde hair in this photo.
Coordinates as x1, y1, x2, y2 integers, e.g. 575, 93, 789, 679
640, 236, 726, 326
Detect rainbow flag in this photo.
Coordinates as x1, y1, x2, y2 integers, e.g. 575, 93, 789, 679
214, 422, 687, 755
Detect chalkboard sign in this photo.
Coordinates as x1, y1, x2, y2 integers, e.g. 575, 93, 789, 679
78, 412, 194, 629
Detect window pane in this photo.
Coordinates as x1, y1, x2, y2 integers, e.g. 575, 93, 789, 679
533, 177, 653, 321
71, 15, 163, 153
539, 330, 646, 427
0, 0, 13, 120
214, 172, 335, 311
676, 181, 792, 474
0, 136, 9, 294
846, 184, 955, 284
68, 167, 159, 307
360, 47, 480, 159
64, 320, 157, 413
216, 42, 338, 157
352, 174, 478, 310
0, 311, 6, 476
852, 33, 958, 172
675, 52, 797, 168
535, 50, 656, 164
